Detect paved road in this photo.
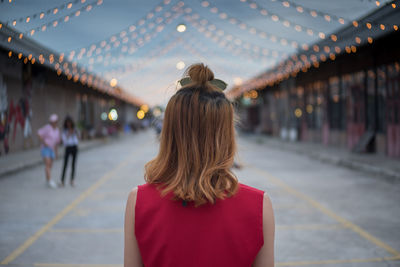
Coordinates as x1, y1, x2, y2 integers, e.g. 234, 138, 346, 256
1, 131, 399, 267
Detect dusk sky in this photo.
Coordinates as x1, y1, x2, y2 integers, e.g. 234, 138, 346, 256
0, 0, 389, 105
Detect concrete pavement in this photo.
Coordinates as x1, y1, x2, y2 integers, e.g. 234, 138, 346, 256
0, 130, 399, 267
244, 133, 400, 181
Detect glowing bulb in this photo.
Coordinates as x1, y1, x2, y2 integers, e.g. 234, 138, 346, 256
176, 61, 185, 70
140, 104, 149, 113
176, 23, 186, 32
294, 108, 302, 118
110, 78, 118, 87
108, 109, 118, 121
137, 110, 145, 120
233, 77, 243, 86
306, 105, 313, 114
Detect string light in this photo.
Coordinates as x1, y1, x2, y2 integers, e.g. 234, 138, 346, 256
201, 1, 303, 49
103, 35, 182, 78
24, 0, 103, 37
82, 4, 182, 68
186, 15, 275, 63
7, 44, 142, 106
237, 0, 328, 40
240, 0, 396, 34
184, 12, 288, 62
5, 0, 85, 26
270, 0, 347, 25
228, 0, 400, 96
182, 34, 254, 80
66, 0, 174, 61
181, 43, 233, 79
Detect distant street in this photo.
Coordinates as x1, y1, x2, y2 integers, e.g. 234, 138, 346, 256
1, 131, 400, 267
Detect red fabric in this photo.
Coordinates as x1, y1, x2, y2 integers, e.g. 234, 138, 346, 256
135, 183, 264, 267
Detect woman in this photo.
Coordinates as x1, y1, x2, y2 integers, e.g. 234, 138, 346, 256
124, 64, 275, 267
37, 114, 61, 189
60, 116, 79, 187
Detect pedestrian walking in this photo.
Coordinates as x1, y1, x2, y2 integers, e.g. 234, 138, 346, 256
124, 63, 275, 267
37, 114, 61, 189
60, 116, 79, 187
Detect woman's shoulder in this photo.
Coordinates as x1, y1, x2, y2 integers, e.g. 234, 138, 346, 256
237, 183, 265, 200
238, 183, 264, 194
238, 183, 271, 206
137, 183, 158, 191
134, 183, 162, 199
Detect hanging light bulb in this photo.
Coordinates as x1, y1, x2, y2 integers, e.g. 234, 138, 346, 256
176, 23, 187, 32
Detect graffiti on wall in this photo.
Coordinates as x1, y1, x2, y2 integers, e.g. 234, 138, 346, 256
0, 74, 9, 155
0, 66, 33, 156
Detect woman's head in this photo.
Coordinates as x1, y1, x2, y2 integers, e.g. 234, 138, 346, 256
49, 114, 58, 127
145, 63, 238, 206
63, 116, 75, 130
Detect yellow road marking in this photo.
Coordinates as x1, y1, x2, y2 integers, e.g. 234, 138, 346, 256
252, 167, 400, 257
50, 228, 123, 233
273, 203, 309, 210
1, 158, 131, 265
275, 256, 400, 266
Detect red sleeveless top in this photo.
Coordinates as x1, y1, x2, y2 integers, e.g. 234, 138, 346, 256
135, 183, 264, 267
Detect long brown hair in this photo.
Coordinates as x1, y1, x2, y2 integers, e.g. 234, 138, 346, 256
145, 63, 238, 206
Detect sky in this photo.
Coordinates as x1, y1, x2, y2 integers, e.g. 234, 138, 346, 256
0, 0, 391, 106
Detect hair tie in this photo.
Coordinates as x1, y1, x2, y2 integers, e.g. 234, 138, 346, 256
179, 77, 227, 90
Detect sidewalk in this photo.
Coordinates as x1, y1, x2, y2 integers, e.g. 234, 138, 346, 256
244, 133, 400, 182
0, 137, 111, 178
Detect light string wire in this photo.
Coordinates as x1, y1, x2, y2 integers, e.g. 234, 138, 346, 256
5, 30, 143, 105
23, 0, 102, 40
267, 0, 349, 25
241, 0, 399, 34
183, 30, 263, 78
236, 0, 329, 40
114, 37, 183, 91
102, 31, 182, 77
184, 14, 271, 64
183, 11, 288, 63
5, 0, 87, 27
228, 0, 400, 94
66, 0, 175, 61
181, 40, 254, 87
84, 5, 183, 71
269, 0, 399, 28
2, 0, 103, 42
2, 1, 185, 105
200, 0, 303, 50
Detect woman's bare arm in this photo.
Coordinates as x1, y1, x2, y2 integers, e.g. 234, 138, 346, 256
124, 187, 143, 267
253, 193, 275, 267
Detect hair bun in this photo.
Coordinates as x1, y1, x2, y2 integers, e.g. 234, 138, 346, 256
187, 63, 214, 84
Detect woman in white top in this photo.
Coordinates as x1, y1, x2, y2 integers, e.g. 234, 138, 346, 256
60, 116, 79, 187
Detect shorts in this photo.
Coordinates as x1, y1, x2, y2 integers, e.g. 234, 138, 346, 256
41, 147, 55, 159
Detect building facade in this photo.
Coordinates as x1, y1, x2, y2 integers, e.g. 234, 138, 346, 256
0, 47, 142, 155
238, 19, 400, 158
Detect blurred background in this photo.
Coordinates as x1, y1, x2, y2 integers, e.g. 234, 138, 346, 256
0, 0, 400, 266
